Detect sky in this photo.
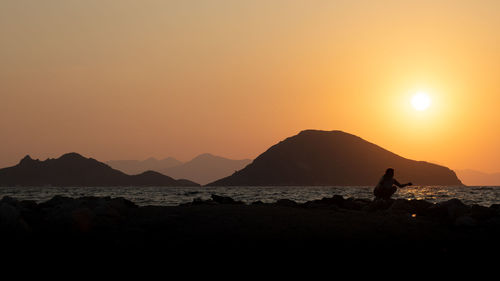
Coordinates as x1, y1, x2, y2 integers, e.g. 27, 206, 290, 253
1, 0, 499, 172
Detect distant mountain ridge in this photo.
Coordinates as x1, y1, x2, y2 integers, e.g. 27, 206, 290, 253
454, 169, 500, 186
0, 153, 199, 187
106, 157, 182, 175
208, 130, 463, 186
107, 153, 252, 185
160, 153, 252, 185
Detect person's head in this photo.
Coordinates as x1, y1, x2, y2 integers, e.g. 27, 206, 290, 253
384, 168, 394, 179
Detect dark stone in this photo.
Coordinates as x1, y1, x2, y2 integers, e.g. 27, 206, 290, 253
470, 204, 496, 221
388, 199, 413, 213
363, 198, 394, 212
71, 207, 95, 232
490, 204, 500, 210
342, 198, 370, 210
427, 199, 470, 221
107, 197, 138, 215
2, 194, 500, 263
388, 199, 433, 215
0, 202, 21, 224
409, 200, 434, 214
20, 200, 38, 210
39, 195, 75, 209
454, 215, 477, 227
275, 199, 298, 207
302, 195, 345, 209
0, 201, 30, 232
0, 196, 20, 207
211, 194, 244, 205
251, 200, 264, 205
195, 198, 217, 205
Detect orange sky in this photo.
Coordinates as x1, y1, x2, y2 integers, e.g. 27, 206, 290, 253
1, 1, 499, 172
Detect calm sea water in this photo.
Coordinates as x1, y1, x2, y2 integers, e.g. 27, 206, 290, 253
1, 186, 499, 207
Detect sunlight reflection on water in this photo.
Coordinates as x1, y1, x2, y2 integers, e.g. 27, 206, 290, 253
0, 186, 499, 207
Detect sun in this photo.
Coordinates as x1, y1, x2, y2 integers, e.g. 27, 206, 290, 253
411, 92, 431, 111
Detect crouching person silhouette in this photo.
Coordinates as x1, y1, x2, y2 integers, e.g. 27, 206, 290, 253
373, 168, 412, 200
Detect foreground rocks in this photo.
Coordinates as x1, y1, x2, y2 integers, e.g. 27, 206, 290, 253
182, 194, 500, 227
1, 194, 500, 263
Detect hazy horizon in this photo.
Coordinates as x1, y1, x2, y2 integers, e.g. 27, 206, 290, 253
2, 1, 499, 173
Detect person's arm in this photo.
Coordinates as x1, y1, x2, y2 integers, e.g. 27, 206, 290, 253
394, 179, 412, 188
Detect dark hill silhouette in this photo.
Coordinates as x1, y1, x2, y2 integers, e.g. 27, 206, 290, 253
106, 157, 182, 175
160, 153, 252, 185
0, 153, 200, 187
207, 130, 463, 186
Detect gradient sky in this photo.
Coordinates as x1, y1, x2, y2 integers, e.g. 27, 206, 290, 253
1, 0, 499, 172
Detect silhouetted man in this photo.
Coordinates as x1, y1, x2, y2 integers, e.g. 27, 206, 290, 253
373, 168, 412, 200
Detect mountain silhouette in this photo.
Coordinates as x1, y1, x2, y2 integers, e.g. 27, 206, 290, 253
160, 153, 252, 185
207, 130, 463, 186
0, 153, 200, 187
454, 169, 500, 186
106, 157, 182, 175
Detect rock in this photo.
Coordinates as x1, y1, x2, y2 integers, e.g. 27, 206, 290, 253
302, 195, 344, 209
3, 193, 500, 259
490, 204, 500, 210
94, 204, 120, 218
0, 202, 21, 225
388, 199, 433, 215
321, 195, 345, 206
491, 204, 500, 216
107, 197, 137, 215
388, 199, 413, 213
484, 217, 500, 228
190, 198, 216, 205
18, 200, 42, 226
39, 195, 75, 209
409, 200, 434, 214
0, 202, 30, 232
20, 200, 38, 210
251, 201, 264, 205
427, 199, 470, 221
301, 195, 372, 210
36, 196, 135, 231
0, 196, 19, 206
275, 199, 298, 207
470, 205, 496, 221
211, 194, 244, 205
71, 207, 95, 232
192, 198, 205, 205
363, 199, 394, 212
455, 215, 477, 227
39, 197, 82, 228
342, 198, 370, 210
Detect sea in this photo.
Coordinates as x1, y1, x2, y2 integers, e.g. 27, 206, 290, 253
1, 185, 499, 207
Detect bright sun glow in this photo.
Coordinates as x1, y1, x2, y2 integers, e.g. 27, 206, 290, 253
411, 92, 431, 111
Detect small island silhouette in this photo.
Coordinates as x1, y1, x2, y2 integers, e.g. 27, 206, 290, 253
208, 130, 462, 186
0, 152, 200, 187
0, 130, 461, 187
0, 130, 462, 187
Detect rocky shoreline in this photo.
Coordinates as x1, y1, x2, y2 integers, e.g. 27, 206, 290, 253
2, 194, 500, 263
